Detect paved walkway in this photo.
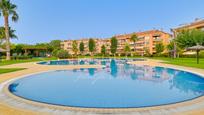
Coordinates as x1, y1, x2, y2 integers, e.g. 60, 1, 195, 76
0, 60, 203, 115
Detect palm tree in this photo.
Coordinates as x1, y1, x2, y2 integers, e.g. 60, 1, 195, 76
0, 0, 19, 60
0, 27, 17, 47
130, 34, 139, 54
0, 27, 17, 39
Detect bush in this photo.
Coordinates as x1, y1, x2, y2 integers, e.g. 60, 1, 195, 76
12, 55, 33, 60
94, 53, 103, 56
0, 56, 6, 59
85, 54, 90, 56
144, 53, 153, 57
56, 50, 69, 59
132, 52, 140, 57
200, 51, 204, 58
52, 49, 59, 57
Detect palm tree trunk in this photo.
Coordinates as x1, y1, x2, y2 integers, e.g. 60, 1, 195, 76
4, 16, 11, 60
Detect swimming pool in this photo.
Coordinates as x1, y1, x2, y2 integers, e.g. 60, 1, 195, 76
37, 58, 145, 65
9, 59, 204, 108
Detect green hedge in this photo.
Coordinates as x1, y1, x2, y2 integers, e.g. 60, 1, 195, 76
0, 55, 33, 60
12, 55, 33, 60
151, 51, 204, 58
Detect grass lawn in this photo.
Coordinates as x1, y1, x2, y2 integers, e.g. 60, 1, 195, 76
0, 57, 57, 66
0, 68, 26, 74
150, 57, 204, 69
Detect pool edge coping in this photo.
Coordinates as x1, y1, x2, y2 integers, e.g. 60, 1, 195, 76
1, 61, 204, 114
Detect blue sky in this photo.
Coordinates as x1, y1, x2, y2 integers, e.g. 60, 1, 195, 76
0, 0, 204, 44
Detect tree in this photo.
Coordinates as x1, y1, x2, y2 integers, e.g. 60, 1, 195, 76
49, 40, 61, 50
72, 40, 78, 56
130, 34, 139, 52
88, 38, 95, 56
110, 37, 118, 56
0, 27, 17, 46
144, 47, 151, 57
101, 45, 106, 56
0, 27, 17, 39
56, 49, 69, 59
167, 41, 174, 51
167, 41, 182, 58
124, 43, 131, 57
79, 42, 84, 54
14, 44, 24, 54
0, 0, 19, 60
155, 43, 164, 54
35, 43, 48, 47
175, 29, 204, 49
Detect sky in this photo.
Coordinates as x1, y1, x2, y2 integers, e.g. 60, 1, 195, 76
0, 0, 204, 44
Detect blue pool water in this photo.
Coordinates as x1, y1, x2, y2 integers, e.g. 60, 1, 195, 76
37, 58, 145, 65
9, 59, 204, 108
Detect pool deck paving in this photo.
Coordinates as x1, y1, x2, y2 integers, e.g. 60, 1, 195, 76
0, 59, 204, 115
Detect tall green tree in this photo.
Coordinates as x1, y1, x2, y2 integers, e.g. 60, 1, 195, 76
155, 43, 164, 54
49, 40, 61, 50
72, 40, 78, 56
110, 37, 118, 56
14, 44, 24, 54
167, 41, 182, 57
79, 42, 84, 55
144, 47, 151, 56
101, 45, 106, 56
0, 0, 19, 60
124, 43, 131, 57
167, 40, 181, 52
130, 34, 139, 52
175, 29, 204, 48
88, 38, 95, 56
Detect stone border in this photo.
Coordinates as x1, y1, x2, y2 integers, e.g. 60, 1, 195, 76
0, 60, 204, 114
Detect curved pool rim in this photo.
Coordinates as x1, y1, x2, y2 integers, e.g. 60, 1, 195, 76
3, 65, 204, 112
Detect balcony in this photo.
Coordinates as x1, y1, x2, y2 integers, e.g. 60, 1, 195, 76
136, 46, 144, 49
153, 38, 162, 41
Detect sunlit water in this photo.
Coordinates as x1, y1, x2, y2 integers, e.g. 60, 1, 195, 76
9, 59, 204, 108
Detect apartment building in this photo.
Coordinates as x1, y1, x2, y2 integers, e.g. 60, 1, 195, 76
61, 30, 171, 55
171, 18, 204, 37
114, 30, 171, 55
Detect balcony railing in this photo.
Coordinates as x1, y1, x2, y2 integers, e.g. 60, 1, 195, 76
153, 38, 162, 41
